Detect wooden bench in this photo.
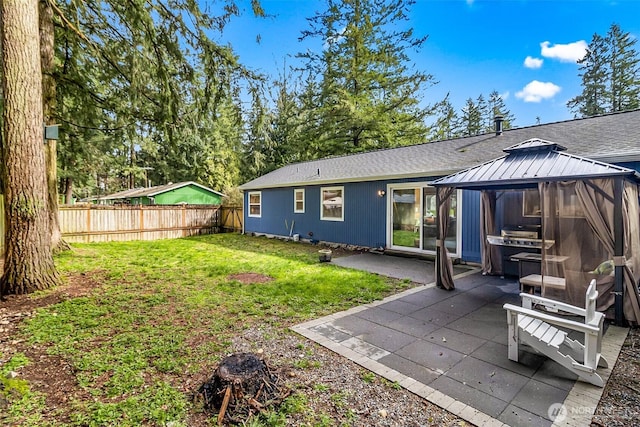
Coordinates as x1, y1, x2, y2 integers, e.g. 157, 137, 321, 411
519, 274, 566, 297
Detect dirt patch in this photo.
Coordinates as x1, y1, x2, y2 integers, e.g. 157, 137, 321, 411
227, 273, 274, 284
0, 273, 106, 424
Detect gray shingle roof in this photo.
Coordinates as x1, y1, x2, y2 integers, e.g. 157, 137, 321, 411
240, 109, 640, 190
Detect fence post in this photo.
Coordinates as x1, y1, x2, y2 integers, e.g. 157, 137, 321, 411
182, 204, 186, 237
86, 205, 92, 243
139, 206, 145, 240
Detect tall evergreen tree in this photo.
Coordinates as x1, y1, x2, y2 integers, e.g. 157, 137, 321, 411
607, 24, 640, 112
1, 0, 62, 295
297, 0, 435, 157
460, 97, 481, 136
47, 1, 264, 197
568, 23, 640, 117
476, 94, 490, 133
242, 88, 276, 181
567, 33, 610, 117
429, 94, 460, 141
488, 90, 515, 129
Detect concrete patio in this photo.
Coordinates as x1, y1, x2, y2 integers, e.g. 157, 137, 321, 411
292, 254, 628, 427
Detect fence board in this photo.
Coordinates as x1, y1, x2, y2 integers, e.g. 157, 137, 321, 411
220, 206, 243, 232
0, 203, 243, 256
59, 204, 222, 244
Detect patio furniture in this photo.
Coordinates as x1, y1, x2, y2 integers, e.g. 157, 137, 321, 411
518, 273, 566, 297
503, 280, 609, 387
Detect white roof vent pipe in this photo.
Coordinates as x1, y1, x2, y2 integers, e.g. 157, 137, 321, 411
494, 115, 504, 136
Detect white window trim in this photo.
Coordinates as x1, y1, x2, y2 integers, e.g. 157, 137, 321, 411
320, 186, 344, 222
294, 188, 305, 213
385, 183, 462, 258
248, 191, 262, 218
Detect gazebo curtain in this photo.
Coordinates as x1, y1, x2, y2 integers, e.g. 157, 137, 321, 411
539, 178, 640, 324
436, 187, 455, 290
480, 190, 502, 275
622, 182, 640, 323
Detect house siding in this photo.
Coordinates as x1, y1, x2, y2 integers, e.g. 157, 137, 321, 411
243, 157, 634, 265
461, 190, 481, 263
244, 182, 388, 247
244, 177, 484, 262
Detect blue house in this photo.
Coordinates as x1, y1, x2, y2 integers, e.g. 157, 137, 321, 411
239, 110, 640, 266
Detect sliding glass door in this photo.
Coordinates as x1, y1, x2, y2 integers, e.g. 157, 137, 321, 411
390, 187, 421, 249
422, 187, 458, 254
388, 184, 460, 256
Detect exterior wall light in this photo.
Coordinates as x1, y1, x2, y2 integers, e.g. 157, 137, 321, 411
377, 190, 386, 197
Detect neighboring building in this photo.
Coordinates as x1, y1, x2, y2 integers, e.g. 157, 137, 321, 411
239, 110, 640, 264
96, 181, 225, 205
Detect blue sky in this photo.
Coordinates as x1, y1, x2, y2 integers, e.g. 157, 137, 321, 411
213, 0, 640, 128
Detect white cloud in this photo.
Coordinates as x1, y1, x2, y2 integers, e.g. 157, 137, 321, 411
524, 56, 543, 69
466, 0, 475, 5
540, 41, 588, 63
515, 81, 561, 103
500, 91, 510, 101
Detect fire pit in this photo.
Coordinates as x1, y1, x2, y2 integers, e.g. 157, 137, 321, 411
197, 353, 290, 425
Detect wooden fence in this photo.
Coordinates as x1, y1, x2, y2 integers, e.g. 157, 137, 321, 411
220, 206, 243, 233
0, 201, 243, 254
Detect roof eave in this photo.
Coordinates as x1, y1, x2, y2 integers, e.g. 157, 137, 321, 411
590, 153, 640, 164
238, 169, 461, 190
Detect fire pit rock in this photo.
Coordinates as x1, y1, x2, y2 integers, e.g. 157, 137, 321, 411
197, 352, 290, 424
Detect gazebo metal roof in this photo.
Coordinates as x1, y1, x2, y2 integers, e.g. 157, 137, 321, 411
432, 138, 640, 190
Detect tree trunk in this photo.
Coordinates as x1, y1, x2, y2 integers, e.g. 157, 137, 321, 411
39, 0, 69, 252
64, 177, 74, 205
0, 0, 62, 297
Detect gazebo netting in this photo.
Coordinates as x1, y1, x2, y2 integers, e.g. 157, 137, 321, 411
434, 139, 640, 324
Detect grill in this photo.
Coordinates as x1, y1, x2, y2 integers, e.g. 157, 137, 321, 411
487, 225, 554, 250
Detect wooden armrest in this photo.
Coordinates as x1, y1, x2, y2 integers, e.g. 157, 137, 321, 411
503, 303, 600, 334
520, 293, 586, 317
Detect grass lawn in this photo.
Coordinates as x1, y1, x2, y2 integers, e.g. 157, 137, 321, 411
1, 234, 413, 426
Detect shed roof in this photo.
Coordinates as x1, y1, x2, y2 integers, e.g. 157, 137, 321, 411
240, 109, 640, 190
98, 181, 225, 201
431, 138, 640, 190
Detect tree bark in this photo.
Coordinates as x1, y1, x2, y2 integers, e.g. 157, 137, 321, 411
64, 177, 74, 205
1, 0, 62, 297
40, 0, 69, 252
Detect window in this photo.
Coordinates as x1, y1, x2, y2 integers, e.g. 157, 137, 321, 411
294, 189, 305, 213
248, 191, 261, 217
321, 186, 344, 221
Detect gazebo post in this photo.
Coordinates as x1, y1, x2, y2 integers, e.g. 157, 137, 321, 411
435, 189, 442, 288
613, 178, 624, 325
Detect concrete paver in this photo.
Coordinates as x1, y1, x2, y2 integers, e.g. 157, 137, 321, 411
291, 254, 628, 427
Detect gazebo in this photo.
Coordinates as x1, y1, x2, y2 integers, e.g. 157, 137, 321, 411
432, 139, 640, 325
